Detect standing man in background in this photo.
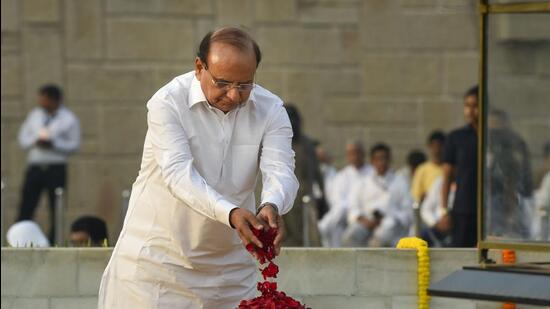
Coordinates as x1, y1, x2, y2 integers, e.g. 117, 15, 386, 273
411, 131, 446, 203
16, 84, 81, 242
441, 85, 479, 247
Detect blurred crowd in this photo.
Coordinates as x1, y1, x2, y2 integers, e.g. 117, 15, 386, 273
4, 83, 550, 248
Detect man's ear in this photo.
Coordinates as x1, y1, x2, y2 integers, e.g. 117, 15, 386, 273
195, 57, 204, 80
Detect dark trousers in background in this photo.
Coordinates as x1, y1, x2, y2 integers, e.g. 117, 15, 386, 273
17, 164, 67, 243
450, 212, 478, 247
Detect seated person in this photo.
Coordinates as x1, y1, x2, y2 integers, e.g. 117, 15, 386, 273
342, 143, 413, 247
6, 220, 50, 247
70, 216, 109, 247
419, 177, 455, 247
319, 141, 371, 247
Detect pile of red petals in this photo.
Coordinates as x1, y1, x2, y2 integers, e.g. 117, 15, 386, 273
238, 227, 309, 309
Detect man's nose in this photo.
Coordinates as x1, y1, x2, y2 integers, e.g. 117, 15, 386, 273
226, 87, 241, 103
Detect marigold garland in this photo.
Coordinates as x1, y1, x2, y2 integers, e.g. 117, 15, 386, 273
397, 237, 430, 309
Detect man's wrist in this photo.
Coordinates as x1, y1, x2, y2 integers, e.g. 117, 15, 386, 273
257, 203, 278, 215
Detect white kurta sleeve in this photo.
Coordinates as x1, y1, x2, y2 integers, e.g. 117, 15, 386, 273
49, 115, 81, 154
259, 105, 299, 215
347, 181, 364, 224
147, 97, 237, 227
18, 110, 40, 150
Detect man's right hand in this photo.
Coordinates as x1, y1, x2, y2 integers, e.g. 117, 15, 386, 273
229, 208, 266, 250
435, 213, 452, 233
358, 215, 380, 230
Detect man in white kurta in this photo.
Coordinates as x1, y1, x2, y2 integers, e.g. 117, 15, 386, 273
318, 142, 371, 247
98, 28, 298, 309
342, 143, 413, 247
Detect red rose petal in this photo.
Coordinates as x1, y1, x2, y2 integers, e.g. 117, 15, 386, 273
239, 227, 309, 309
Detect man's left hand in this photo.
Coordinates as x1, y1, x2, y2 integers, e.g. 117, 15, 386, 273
257, 204, 285, 256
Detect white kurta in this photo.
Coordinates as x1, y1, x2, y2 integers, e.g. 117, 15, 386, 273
318, 165, 371, 247
347, 171, 413, 246
98, 72, 298, 309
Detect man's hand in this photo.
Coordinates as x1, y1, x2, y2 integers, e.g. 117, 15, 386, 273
358, 215, 380, 230
229, 208, 265, 252
435, 213, 452, 233
256, 204, 285, 256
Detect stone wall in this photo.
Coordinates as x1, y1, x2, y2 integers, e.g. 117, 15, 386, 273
2, 248, 549, 309
0, 0, 482, 243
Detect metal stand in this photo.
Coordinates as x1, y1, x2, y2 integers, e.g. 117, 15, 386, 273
54, 187, 65, 246
1, 180, 5, 247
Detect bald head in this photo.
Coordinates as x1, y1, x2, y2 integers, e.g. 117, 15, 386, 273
346, 141, 365, 169
197, 27, 261, 68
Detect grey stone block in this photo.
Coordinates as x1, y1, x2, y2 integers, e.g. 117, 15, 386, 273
106, 0, 212, 15
1, 55, 22, 97
65, 0, 102, 59
66, 65, 154, 101
106, 19, 194, 60
1, 297, 49, 309
1, 249, 78, 297
22, 0, 59, 23
50, 297, 98, 309
356, 249, 417, 296
363, 55, 442, 95
77, 249, 111, 296
277, 248, 357, 296
1, 0, 19, 31
255, 0, 297, 22
303, 295, 389, 309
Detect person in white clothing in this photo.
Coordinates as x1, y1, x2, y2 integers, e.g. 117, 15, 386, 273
342, 143, 413, 247
98, 27, 299, 309
16, 84, 80, 243
318, 141, 371, 247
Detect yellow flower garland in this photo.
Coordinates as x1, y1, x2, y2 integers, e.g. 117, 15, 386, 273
397, 237, 430, 309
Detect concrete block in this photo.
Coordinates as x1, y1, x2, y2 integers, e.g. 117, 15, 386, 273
277, 248, 357, 296
445, 54, 479, 95
66, 65, 154, 102
325, 98, 419, 124
22, 29, 63, 104
300, 7, 359, 24
363, 55, 442, 95
106, 0, 212, 15
0, 99, 23, 120
65, 0, 102, 59
420, 101, 465, 133
107, 19, 194, 60
255, 0, 297, 22
1, 55, 22, 97
429, 249, 477, 283
22, 0, 59, 23
495, 13, 550, 42
1, 249, 78, 297
356, 249, 417, 296
216, 0, 254, 28
255, 70, 284, 97
101, 107, 147, 154
1, 0, 19, 31
77, 249, 111, 296
67, 160, 104, 210
69, 106, 100, 138
152, 65, 193, 92
1, 297, 49, 309
257, 27, 349, 65
361, 5, 478, 50
50, 297, 98, 309
302, 295, 388, 309
400, 0, 438, 8
1, 33, 21, 53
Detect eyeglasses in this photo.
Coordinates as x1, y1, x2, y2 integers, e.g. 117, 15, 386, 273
205, 67, 255, 92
